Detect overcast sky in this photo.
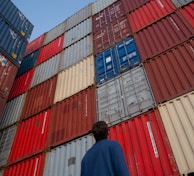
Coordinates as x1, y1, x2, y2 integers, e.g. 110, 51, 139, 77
11, 0, 95, 41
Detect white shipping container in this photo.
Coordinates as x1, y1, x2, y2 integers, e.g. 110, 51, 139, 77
97, 66, 155, 126
63, 18, 92, 48
43, 134, 94, 176
66, 3, 93, 30
171, 0, 193, 8
92, 0, 118, 15
30, 54, 60, 88
54, 55, 95, 103
0, 93, 26, 130
60, 35, 93, 71
0, 125, 17, 167
158, 91, 194, 175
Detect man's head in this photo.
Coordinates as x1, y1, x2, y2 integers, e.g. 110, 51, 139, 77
90, 121, 108, 141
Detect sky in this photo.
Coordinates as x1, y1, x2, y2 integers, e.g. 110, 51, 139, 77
11, 0, 95, 41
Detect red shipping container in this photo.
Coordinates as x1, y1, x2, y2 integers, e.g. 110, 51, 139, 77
109, 109, 180, 176
37, 35, 64, 64
134, 11, 194, 60
8, 68, 34, 100
48, 86, 97, 147
144, 39, 194, 104
180, 2, 194, 29
24, 33, 46, 57
128, 0, 176, 32
20, 75, 57, 120
0, 95, 6, 118
8, 110, 50, 163
4, 153, 45, 176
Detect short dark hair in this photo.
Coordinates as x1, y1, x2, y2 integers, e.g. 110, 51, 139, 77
90, 121, 108, 141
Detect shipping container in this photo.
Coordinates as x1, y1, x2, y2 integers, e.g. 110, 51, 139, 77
54, 55, 95, 103
20, 76, 57, 120
37, 35, 64, 64
109, 109, 180, 176
8, 68, 34, 100
66, 3, 92, 30
30, 54, 60, 88
0, 18, 27, 67
0, 94, 26, 130
16, 50, 39, 77
128, 0, 176, 32
93, 16, 132, 55
63, 18, 92, 48
121, 0, 150, 13
134, 11, 194, 61
95, 36, 141, 84
3, 153, 45, 176
0, 0, 33, 40
43, 134, 94, 176
8, 110, 50, 163
24, 33, 45, 57
92, 0, 117, 15
97, 66, 155, 126
0, 125, 17, 167
0, 170, 3, 176
60, 35, 93, 71
92, 1, 125, 33
171, 0, 193, 8
43, 21, 66, 46
49, 86, 96, 147
144, 39, 194, 104
158, 91, 194, 175
179, 2, 194, 28
0, 96, 6, 118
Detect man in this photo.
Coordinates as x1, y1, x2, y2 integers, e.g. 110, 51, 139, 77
81, 121, 130, 176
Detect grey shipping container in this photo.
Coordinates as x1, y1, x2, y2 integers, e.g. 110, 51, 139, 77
97, 66, 155, 126
171, 0, 193, 8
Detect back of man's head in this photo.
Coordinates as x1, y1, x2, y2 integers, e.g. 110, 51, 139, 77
90, 121, 108, 141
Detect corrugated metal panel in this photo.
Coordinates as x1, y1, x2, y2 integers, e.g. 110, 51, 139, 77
16, 50, 39, 77
128, 0, 176, 32
93, 1, 125, 33
180, 2, 194, 28
144, 39, 194, 104
63, 18, 92, 48
93, 16, 132, 55
158, 91, 194, 175
8, 110, 50, 163
95, 36, 141, 84
171, 0, 193, 8
134, 11, 194, 61
97, 66, 155, 126
0, 18, 27, 67
54, 56, 95, 103
60, 35, 93, 71
43, 134, 94, 176
8, 68, 34, 100
0, 94, 26, 130
0, 0, 33, 40
37, 35, 64, 64
3, 154, 45, 176
92, 0, 118, 15
20, 76, 57, 120
66, 3, 92, 30
43, 21, 66, 46
121, 0, 150, 13
49, 86, 96, 147
30, 54, 60, 88
0, 125, 17, 167
0, 54, 18, 99
109, 109, 180, 176
24, 33, 45, 57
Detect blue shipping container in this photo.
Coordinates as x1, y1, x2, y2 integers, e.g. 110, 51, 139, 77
0, 0, 33, 41
16, 50, 40, 76
95, 36, 141, 84
0, 18, 27, 67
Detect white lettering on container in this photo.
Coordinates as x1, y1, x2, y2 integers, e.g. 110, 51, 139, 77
33, 158, 39, 176
157, 0, 164, 8
170, 17, 180, 31
41, 111, 48, 134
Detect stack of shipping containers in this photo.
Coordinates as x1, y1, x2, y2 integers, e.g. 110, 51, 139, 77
0, 0, 193, 175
